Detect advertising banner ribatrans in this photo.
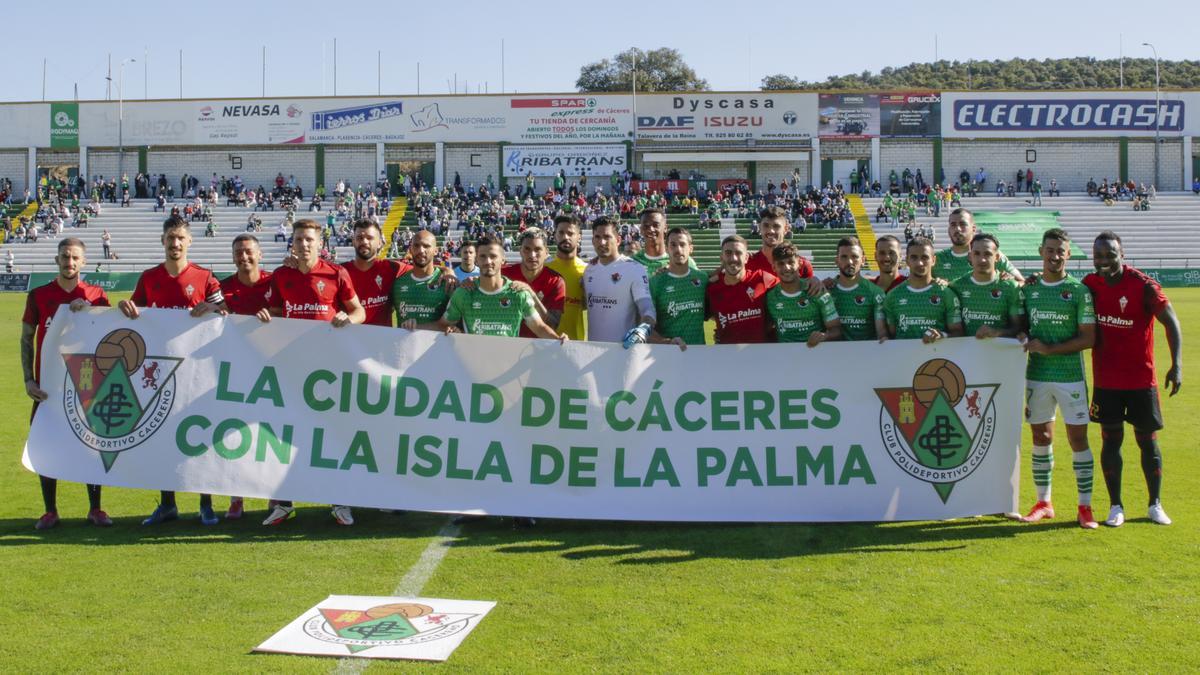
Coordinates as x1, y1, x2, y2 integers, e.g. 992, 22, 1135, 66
635, 93, 816, 142
49, 102, 79, 148
818, 93, 881, 139
25, 308, 1024, 522
879, 92, 941, 137
501, 144, 626, 177
508, 95, 632, 142
942, 91, 1190, 138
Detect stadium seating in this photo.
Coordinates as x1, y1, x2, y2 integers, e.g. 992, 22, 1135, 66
863, 193, 1200, 273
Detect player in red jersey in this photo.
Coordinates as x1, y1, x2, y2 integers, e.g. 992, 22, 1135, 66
21, 238, 113, 530
118, 216, 226, 527
1084, 231, 1183, 527
872, 235, 907, 292
502, 227, 565, 338
342, 219, 411, 327
260, 219, 365, 527
745, 206, 814, 279
218, 234, 274, 520
707, 234, 778, 344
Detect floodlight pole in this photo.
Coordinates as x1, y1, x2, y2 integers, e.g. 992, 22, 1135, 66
118, 58, 135, 189
1143, 43, 1161, 190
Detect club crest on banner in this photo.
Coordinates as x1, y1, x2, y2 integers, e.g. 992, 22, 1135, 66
874, 358, 998, 503
61, 328, 182, 472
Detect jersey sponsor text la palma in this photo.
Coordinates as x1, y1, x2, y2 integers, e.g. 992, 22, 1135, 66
344, 258, 410, 326
706, 268, 778, 344
270, 259, 358, 321
1084, 265, 1169, 389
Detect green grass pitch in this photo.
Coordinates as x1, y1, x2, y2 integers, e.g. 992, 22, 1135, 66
0, 290, 1196, 671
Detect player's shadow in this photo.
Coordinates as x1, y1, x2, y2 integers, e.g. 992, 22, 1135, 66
444, 516, 1086, 565
0, 506, 453, 547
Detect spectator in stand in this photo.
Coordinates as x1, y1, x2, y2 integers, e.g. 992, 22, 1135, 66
1049, 179, 1061, 197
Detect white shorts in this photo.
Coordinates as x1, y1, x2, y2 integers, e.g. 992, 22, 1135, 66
1025, 381, 1090, 426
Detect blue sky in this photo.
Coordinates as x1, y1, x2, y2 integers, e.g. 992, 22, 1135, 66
5, 0, 1195, 102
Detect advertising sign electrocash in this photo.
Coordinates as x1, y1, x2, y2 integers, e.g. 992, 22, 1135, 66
26, 308, 1024, 521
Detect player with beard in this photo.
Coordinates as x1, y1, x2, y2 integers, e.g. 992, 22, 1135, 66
547, 214, 588, 340
767, 242, 841, 346
935, 209, 1023, 282
649, 227, 707, 348
882, 237, 964, 342
429, 235, 565, 526
631, 208, 697, 275
503, 228, 565, 338
22, 238, 112, 530
872, 235, 907, 292
119, 216, 227, 527
394, 230, 452, 329
707, 235, 777, 344
259, 219, 365, 527
343, 219, 413, 327
1018, 228, 1098, 528
745, 206, 823, 297
219, 234, 273, 520
1084, 231, 1183, 526
829, 236, 887, 341
951, 233, 1023, 340
582, 217, 656, 344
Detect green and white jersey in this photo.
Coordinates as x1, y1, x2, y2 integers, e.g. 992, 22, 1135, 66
391, 268, 450, 324
951, 273, 1023, 336
934, 248, 1018, 281
1023, 276, 1095, 383
766, 287, 838, 343
444, 279, 536, 337
830, 277, 886, 341
649, 268, 708, 345
882, 281, 963, 340
631, 251, 698, 276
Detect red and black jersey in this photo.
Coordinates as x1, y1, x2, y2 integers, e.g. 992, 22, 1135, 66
22, 280, 111, 380
706, 268, 778, 344
269, 260, 358, 321
131, 262, 222, 310
1084, 265, 1170, 389
220, 270, 274, 316
343, 258, 409, 327
873, 274, 907, 293
502, 263, 565, 338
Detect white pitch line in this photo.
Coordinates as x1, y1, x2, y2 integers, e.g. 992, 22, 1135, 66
331, 520, 461, 674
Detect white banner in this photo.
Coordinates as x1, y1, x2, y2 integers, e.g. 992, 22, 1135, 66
502, 144, 626, 177
24, 308, 1024, 522
635, 93, 817, 142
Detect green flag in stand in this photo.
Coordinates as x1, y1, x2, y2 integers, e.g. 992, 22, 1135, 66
970, 211, 1084, 260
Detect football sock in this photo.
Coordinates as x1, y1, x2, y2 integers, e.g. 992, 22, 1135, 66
1135, 431, 1163, 506
87, 484, 102, 510
1100, 427, 1124, 507
40, 475, 57, 513
160, 490, 177, 509
199, 494, 213, 510
1031, 444, 1053, 502
1072, 450, 1094, 506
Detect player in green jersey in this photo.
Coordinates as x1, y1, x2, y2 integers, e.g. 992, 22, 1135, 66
1018, 228, 1098, 529
950, 233, 1023, 339
767, 242, 841, 346
393, 230, 451, 328
431, 236, 566, 340
936, 208, 1024, 283
830, 236, 887, 341
649, 227, 707, 349
883, 237, 964, 342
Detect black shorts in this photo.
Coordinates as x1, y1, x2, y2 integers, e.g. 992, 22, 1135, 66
1089, 387, 1164, 431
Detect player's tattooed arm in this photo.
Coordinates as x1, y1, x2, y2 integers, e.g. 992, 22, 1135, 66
20, 323, 46, 401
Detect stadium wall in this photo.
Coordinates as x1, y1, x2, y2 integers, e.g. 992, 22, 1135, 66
943, 139, 1120, 192
0, 150, 27, 193
146, 147, 317, 194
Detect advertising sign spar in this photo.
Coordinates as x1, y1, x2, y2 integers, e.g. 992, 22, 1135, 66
509, 96, 632, 142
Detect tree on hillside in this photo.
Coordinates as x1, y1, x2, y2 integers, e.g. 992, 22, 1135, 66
761, 57, 1200, 90
577, 48, 709, 93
